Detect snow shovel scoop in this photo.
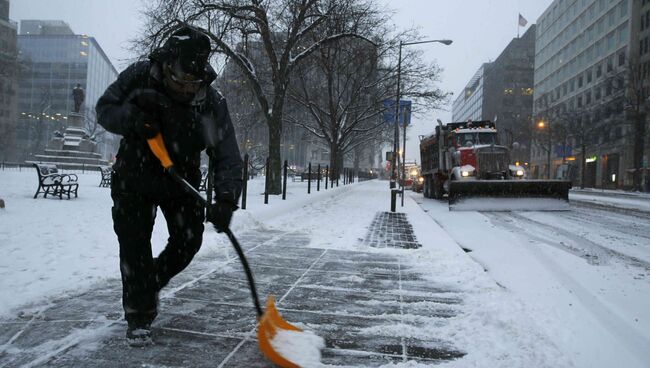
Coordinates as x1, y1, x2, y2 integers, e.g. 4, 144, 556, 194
146, 133, 323, 368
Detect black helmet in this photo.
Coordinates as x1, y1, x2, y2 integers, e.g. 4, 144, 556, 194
150, 26, 211, 78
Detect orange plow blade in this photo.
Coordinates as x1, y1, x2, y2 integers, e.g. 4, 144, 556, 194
257, 295, 303, 368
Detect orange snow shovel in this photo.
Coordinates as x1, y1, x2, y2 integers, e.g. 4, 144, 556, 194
147, 133, 304, 368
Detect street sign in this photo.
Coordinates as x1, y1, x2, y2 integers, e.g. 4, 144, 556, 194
554, 144, 573, 157
386, 151, 394, 161
383, 100, 412, 126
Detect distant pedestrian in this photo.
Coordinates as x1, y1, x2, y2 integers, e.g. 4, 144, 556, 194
96, 26, 243, 346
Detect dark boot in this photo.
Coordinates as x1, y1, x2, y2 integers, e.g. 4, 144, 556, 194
126, 322, 152, 347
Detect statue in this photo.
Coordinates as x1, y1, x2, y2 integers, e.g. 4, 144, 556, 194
72, 84, 85, 113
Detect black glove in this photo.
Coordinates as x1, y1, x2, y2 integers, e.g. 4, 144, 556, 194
127, 104, 160, 139
207, 196, 237, 233
127, 88, 173, 138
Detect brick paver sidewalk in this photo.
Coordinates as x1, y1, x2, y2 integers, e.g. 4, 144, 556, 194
1, 217, 465, 367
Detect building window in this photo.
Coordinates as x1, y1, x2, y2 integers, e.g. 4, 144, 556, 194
596, 63, 602, 78
595, 86, 601, 100
521, 87, 534, 96
578, 74, 584, 88
587, 68, 593, 84
618, 51, 625, 66
586, 91, 592, 105
577, 96, 583, 108
607, 56, 613, 72
642, 14, 646, 31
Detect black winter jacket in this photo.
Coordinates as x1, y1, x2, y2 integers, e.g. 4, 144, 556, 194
96, 60, 243, 204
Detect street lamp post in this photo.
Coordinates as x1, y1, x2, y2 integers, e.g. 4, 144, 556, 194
538, 119, 552, 179
393, 39, 452, 207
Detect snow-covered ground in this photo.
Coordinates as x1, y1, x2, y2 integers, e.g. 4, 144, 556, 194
569, 190, 650, 212
2, 167, 649, 367
0, 169, 345, 318
414, 192, 650, 368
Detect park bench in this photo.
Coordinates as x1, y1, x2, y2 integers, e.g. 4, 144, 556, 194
33, 163, 79, 200
98, 166, 112, 187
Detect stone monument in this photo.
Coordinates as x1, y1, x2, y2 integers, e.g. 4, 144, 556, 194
72, 84, 84, 113
30, 84, 108, 169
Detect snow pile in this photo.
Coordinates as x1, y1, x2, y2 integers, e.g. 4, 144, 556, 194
269, 329, 325, 368
450, 197, 570, 211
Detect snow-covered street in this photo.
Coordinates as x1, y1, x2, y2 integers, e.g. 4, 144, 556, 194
1, 169, 649, 367
415, 191, 650, 368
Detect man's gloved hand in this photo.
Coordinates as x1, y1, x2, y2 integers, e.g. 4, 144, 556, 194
125, 88, 172, 139
207, 195, 237, 233
127, 104, 160, 139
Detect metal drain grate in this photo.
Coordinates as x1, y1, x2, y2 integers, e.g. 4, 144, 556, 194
362, 212, 422, 249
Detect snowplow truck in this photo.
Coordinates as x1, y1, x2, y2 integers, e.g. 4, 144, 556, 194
419, 120, 571, 211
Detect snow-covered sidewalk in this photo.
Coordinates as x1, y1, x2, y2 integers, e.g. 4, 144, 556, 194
1, 171, 571, 367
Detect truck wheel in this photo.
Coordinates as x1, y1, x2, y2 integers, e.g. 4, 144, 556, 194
433, 176, 444, 200
423, 177, 430, 198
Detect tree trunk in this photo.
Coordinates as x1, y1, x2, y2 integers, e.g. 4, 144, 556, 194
633, 111, 646, 191
353, 147, 361, 175
581, 142, 586, 189
267, 117, 283, 194
329, 142, 339, 181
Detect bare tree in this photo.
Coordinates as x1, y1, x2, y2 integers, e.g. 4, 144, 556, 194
622, 56, 648, 191
287, 4, 447, 179
137, 0, 377, 194
599, 55, 649, 190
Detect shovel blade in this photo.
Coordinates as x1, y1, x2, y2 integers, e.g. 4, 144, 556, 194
257, 295, 303, 368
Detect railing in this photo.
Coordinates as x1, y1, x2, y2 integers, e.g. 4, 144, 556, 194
238, 157, 372, 210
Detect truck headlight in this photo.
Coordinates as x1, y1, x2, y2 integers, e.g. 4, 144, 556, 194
418, 177, 424, 183
460, 165, 476, 178
515, 170, 524, 176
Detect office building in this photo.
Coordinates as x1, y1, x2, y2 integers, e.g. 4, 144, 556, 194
531, 0, 635, 188
0, 0, 18, 162
452, 26, 537, 163
452, 63, 489, 123
633, 0, 650, 190
15, 20, 118, 161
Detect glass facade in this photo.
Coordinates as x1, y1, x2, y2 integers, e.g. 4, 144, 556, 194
532, 0, 635, 186
534, 0, 631, 107
452, 64, 488, 122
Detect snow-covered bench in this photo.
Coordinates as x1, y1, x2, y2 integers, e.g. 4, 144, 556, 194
98, 166, 112, 188
33, 163, 79, 200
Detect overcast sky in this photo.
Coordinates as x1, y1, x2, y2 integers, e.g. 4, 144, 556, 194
10, 0, 553, 162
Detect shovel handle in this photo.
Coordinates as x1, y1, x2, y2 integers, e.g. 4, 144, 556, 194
147, 134, 174, 170
146, 133, 263, 317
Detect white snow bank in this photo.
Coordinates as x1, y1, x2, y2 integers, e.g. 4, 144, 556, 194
270, 329, 325, 367
570, 192, 650, 212
450, 197, 570, 211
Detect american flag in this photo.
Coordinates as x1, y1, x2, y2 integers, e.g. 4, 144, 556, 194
518, 13, 528, 27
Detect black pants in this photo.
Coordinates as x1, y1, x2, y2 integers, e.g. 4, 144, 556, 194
111, 189, 204, 327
